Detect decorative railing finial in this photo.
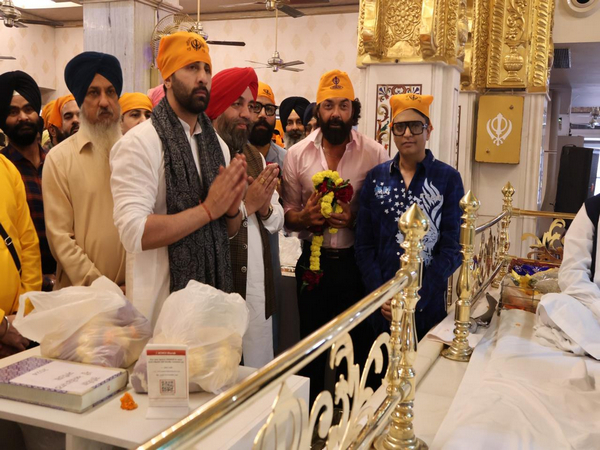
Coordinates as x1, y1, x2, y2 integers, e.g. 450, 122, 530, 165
492, 182, 514, 288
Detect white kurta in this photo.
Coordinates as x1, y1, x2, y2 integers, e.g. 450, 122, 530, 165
110, 118, 230, 327
238, 157, 284, 368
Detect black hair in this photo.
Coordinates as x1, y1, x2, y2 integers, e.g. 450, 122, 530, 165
412, 109, 430, 125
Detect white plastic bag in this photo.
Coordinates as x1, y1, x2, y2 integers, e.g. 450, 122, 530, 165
13, 277, 151, 368
131, 280, 249, 394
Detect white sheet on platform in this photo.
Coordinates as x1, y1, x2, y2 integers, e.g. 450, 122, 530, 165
432, 310, 600, 450
426, 299, 491, 348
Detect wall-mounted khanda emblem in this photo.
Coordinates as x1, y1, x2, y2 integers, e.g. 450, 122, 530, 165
486, 113, 513, 146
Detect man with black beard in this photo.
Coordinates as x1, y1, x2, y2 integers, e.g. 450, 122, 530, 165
249, 82, 286, 168
206, 68, 283, 366
282, 70, 388, 402
279, 96, 310, 148
110, 33, 247, 327
0, 70, 56, 291
43, 52, 127, 291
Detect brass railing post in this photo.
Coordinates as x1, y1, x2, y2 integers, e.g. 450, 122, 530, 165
491, 182, 515, 288
377, 203, 429, 450
442, 191, 480, 362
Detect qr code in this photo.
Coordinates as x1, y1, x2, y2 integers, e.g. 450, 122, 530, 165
160, 379, 176, 395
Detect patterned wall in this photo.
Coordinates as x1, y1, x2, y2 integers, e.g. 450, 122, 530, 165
0, 12, 360, 106
0, 24, 83, 103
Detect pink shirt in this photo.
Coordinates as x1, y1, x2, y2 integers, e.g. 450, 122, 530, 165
282, 129, 389, 249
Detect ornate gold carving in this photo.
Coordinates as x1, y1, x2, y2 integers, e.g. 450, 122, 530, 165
487, 0, 505, 86
442, 191, 480, 362
492, 182, 515, 288
528, 0, 554, 92
521, 218, 568, 263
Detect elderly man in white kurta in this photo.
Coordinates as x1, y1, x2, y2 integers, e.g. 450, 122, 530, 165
206, 67, 284, 368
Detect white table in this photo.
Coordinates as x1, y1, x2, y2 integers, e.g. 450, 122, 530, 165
0, 348, 309, 449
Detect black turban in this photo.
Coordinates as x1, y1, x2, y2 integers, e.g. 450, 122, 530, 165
279, 96, 310, 129
303, 102, 316, 126
65, 51, 123, 107
0, 70, 41, 130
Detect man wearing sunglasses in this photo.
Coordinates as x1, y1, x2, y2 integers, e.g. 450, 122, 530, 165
355, 93, 464, 341
249, 82, 286, 169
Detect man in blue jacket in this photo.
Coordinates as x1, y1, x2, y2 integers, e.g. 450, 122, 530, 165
355, 93, 464, 339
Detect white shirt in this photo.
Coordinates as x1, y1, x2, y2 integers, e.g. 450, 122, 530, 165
236, 152, 284, 367
110, 118, 231, 326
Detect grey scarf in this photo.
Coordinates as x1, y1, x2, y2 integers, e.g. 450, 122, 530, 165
152, 97, 233, 293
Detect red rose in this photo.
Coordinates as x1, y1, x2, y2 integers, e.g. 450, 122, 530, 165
318, 180, 329, 194
302, 270, 323, 290
308, 224, 325, 235
335, 184, 354, 203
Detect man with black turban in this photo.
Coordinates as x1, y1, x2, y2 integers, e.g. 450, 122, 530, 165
0, 70, 56, 291
110, 32, 247, 327
303, 102, 317, 135
42, 52, 126, 291
279, 96, 309, 148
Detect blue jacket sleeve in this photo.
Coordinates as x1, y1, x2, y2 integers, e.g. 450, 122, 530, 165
355, 168, 385, 295
419, 170, 464, 308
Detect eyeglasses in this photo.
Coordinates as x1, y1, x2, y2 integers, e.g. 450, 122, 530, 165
391, 121, 428, 136
252, 102, 277, 116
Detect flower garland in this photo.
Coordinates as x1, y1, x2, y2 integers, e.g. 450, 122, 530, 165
302, 170, 354, 291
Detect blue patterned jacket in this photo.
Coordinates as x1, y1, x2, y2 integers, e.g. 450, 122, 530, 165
355, 149, 464, 337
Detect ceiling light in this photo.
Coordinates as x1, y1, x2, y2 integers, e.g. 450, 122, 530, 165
12, 1, 81, 9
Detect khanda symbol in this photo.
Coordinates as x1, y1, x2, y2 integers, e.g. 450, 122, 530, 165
486, 113, 513, 146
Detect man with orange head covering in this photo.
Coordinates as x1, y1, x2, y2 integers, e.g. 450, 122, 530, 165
110, 32, 248, 326
118, 92, 152, 134
46, 94, 80, 149
249, 81, 286, 168
355, 92, 464, 340
282, 69, 388, 402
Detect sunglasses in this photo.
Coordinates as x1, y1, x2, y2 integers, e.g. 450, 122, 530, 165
391, 121, 428, 136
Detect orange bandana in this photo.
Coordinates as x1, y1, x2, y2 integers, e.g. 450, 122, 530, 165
390, 93, 434, 126
258, 81, 276, 104
119, 92, 153, 115
41, 100, 56, 129
48, 94, 75, 128
316, 70, 355, 104
157, 31, 212, 81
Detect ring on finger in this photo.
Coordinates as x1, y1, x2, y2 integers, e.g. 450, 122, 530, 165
259, 177, 266, 184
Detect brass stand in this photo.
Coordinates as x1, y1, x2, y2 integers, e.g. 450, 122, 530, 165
491, 182, 514, 288
442, 191, 480, 362
376, 204, 429, 450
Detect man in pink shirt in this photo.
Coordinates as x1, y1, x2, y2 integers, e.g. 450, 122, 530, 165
282, 69, 388, 401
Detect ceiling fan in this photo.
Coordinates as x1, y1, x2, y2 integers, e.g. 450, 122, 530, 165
221, 0, 329, 19
0, 55, 16, 60
0, 0, 64, 28
246, 8, 304, 73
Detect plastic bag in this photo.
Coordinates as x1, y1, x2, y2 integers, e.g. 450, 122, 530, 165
13, 277, 151, 368
131, 280, 249, 394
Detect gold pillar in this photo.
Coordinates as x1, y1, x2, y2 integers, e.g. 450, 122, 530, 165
378, 203, 429, 450
492, 182, 515, 288
441, 191, 480, 362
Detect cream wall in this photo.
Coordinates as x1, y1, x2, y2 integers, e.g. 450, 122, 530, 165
202, 13, 362, 104
0, 24, 83, 103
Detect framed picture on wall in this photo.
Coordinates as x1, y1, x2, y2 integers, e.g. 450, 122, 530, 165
375, 84, 422, 157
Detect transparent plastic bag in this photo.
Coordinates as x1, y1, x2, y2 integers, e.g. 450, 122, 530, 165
13, 277, 151, 368
131, 280, 249, 394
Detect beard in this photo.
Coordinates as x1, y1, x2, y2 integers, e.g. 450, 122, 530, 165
214, 114, 253, 155
171, 73, 210, 114
55, 121, 79, 143
4, 120, 37, 147
80, 106, 122, 153
283, 129, 304, 149
318, 115, 353, 146
249, 117, 275, 147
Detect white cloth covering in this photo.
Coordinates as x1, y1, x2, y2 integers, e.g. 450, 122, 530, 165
110, 118, 230, 327
433, 310, 600, 450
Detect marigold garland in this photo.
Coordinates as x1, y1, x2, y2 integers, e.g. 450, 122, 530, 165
302, 170, 354, 291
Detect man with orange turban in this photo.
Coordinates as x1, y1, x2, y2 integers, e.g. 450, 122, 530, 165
355, 92, 464, 341
282, 69, 388, 402
118, 92, 152, 134
249, 81, 286, 168
110, 32, 248, 327
45, 94, 80, 150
